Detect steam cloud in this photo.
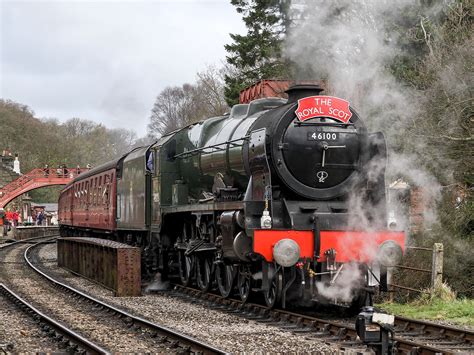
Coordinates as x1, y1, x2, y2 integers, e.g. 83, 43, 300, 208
285, 0, 447, 301
316, 263, 362, 303
285, 0, 444, 231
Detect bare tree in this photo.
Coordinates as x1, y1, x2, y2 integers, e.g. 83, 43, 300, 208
107, 128, 138, 156
147, 66, 230, 138
148, 86, 191, 137
196, 65, 229, 117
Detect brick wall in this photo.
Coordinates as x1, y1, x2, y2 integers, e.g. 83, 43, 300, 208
409, 187, 425, 233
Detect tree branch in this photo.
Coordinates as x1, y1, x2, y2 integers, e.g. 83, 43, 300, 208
416, 134, 473, 141
420, 17, 434, 57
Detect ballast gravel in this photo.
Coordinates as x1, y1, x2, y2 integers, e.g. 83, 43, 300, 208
0, 244, 179, 353
37, 243, 342, 354
0, 294, 60, 353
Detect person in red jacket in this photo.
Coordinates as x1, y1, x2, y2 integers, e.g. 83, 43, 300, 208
12, 210, 19, 227
5, 208, 13, 230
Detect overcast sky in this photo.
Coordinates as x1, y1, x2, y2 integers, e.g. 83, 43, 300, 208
0, 0, 245, 136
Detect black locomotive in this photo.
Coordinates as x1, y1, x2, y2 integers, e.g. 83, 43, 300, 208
59, 84, 405, 311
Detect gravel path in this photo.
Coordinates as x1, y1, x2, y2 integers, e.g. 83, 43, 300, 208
37, 243, 341, 354
0, 243, 180, 353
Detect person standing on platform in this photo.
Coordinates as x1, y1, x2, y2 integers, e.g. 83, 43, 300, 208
5, 208, 13, 226
0, 208, 6, 237
5, 208, 13, 231
12, 210, 19, 227
37, 211, 44, 226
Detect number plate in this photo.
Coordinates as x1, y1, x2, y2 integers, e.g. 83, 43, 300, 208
307, 132, 339, 141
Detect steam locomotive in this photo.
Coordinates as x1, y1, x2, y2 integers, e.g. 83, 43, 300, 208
58, 84, 405, 311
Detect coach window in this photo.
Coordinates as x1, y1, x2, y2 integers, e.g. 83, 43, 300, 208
86, 181, 90, 205
146, 150, 154, 173
117, 194, 121, 219
81, 182, 84, 207
166, 140, 176, 161
95, 177, 98, 205
81, 182, 84, 206
91, 180, 94, 206
104, 185, 109, 205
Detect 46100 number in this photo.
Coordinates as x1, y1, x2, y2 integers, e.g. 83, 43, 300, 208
308, 132, 338, 141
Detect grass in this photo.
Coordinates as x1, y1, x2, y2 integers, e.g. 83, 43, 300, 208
377, 284, 474, 327
377, 298, 474, 327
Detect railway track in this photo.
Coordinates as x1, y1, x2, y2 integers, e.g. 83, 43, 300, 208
0, 237, 226, 354
0, 283, 109, 354
171, 284, 474, 354
25, 240, 226, 354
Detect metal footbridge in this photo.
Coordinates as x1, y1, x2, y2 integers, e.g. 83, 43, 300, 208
0, 167, 88, 208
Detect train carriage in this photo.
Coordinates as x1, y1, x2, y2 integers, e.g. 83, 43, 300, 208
59, 158, 120, 234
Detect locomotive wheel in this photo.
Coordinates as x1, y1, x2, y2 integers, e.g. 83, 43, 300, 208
237, 265, 252, 303
216, 263, 235, 298
196, 257, 212, 292
178, 251, 193, 286
264, 266, 283, 308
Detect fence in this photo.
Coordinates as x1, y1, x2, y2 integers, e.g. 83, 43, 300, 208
388, 242, 444, 297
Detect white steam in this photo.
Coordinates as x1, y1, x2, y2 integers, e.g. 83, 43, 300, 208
286, 0, 416, 132
316, 263, 362, 303
285, 0, 444, 231
285, 0, 447, 302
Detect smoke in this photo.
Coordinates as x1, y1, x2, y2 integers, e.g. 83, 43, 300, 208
285, 0, 446, 231
285, 0, 415, 131
316, 263, 362, 303
144, 273, 170, 293
284, 0, 451, 302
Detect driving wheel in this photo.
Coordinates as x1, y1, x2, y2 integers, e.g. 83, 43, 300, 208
216, 263, 235, 298
237, 264, 252, 303
196, 256, 212, 292
264, 265, 282, 308
178, 251, 193, 286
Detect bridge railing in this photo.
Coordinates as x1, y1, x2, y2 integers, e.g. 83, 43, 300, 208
0, 167, 90, 197
33, 167, 90, 179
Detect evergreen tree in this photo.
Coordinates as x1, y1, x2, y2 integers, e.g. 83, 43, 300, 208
224, 0, 292, 106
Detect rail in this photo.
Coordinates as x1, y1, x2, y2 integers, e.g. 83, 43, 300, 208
25, 241, 227, 354
173, 284, 473, 354
173, 136, 249, 160
0, 283, 109, 354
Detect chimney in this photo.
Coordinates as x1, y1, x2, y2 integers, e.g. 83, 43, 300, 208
285, 84, 324, 103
